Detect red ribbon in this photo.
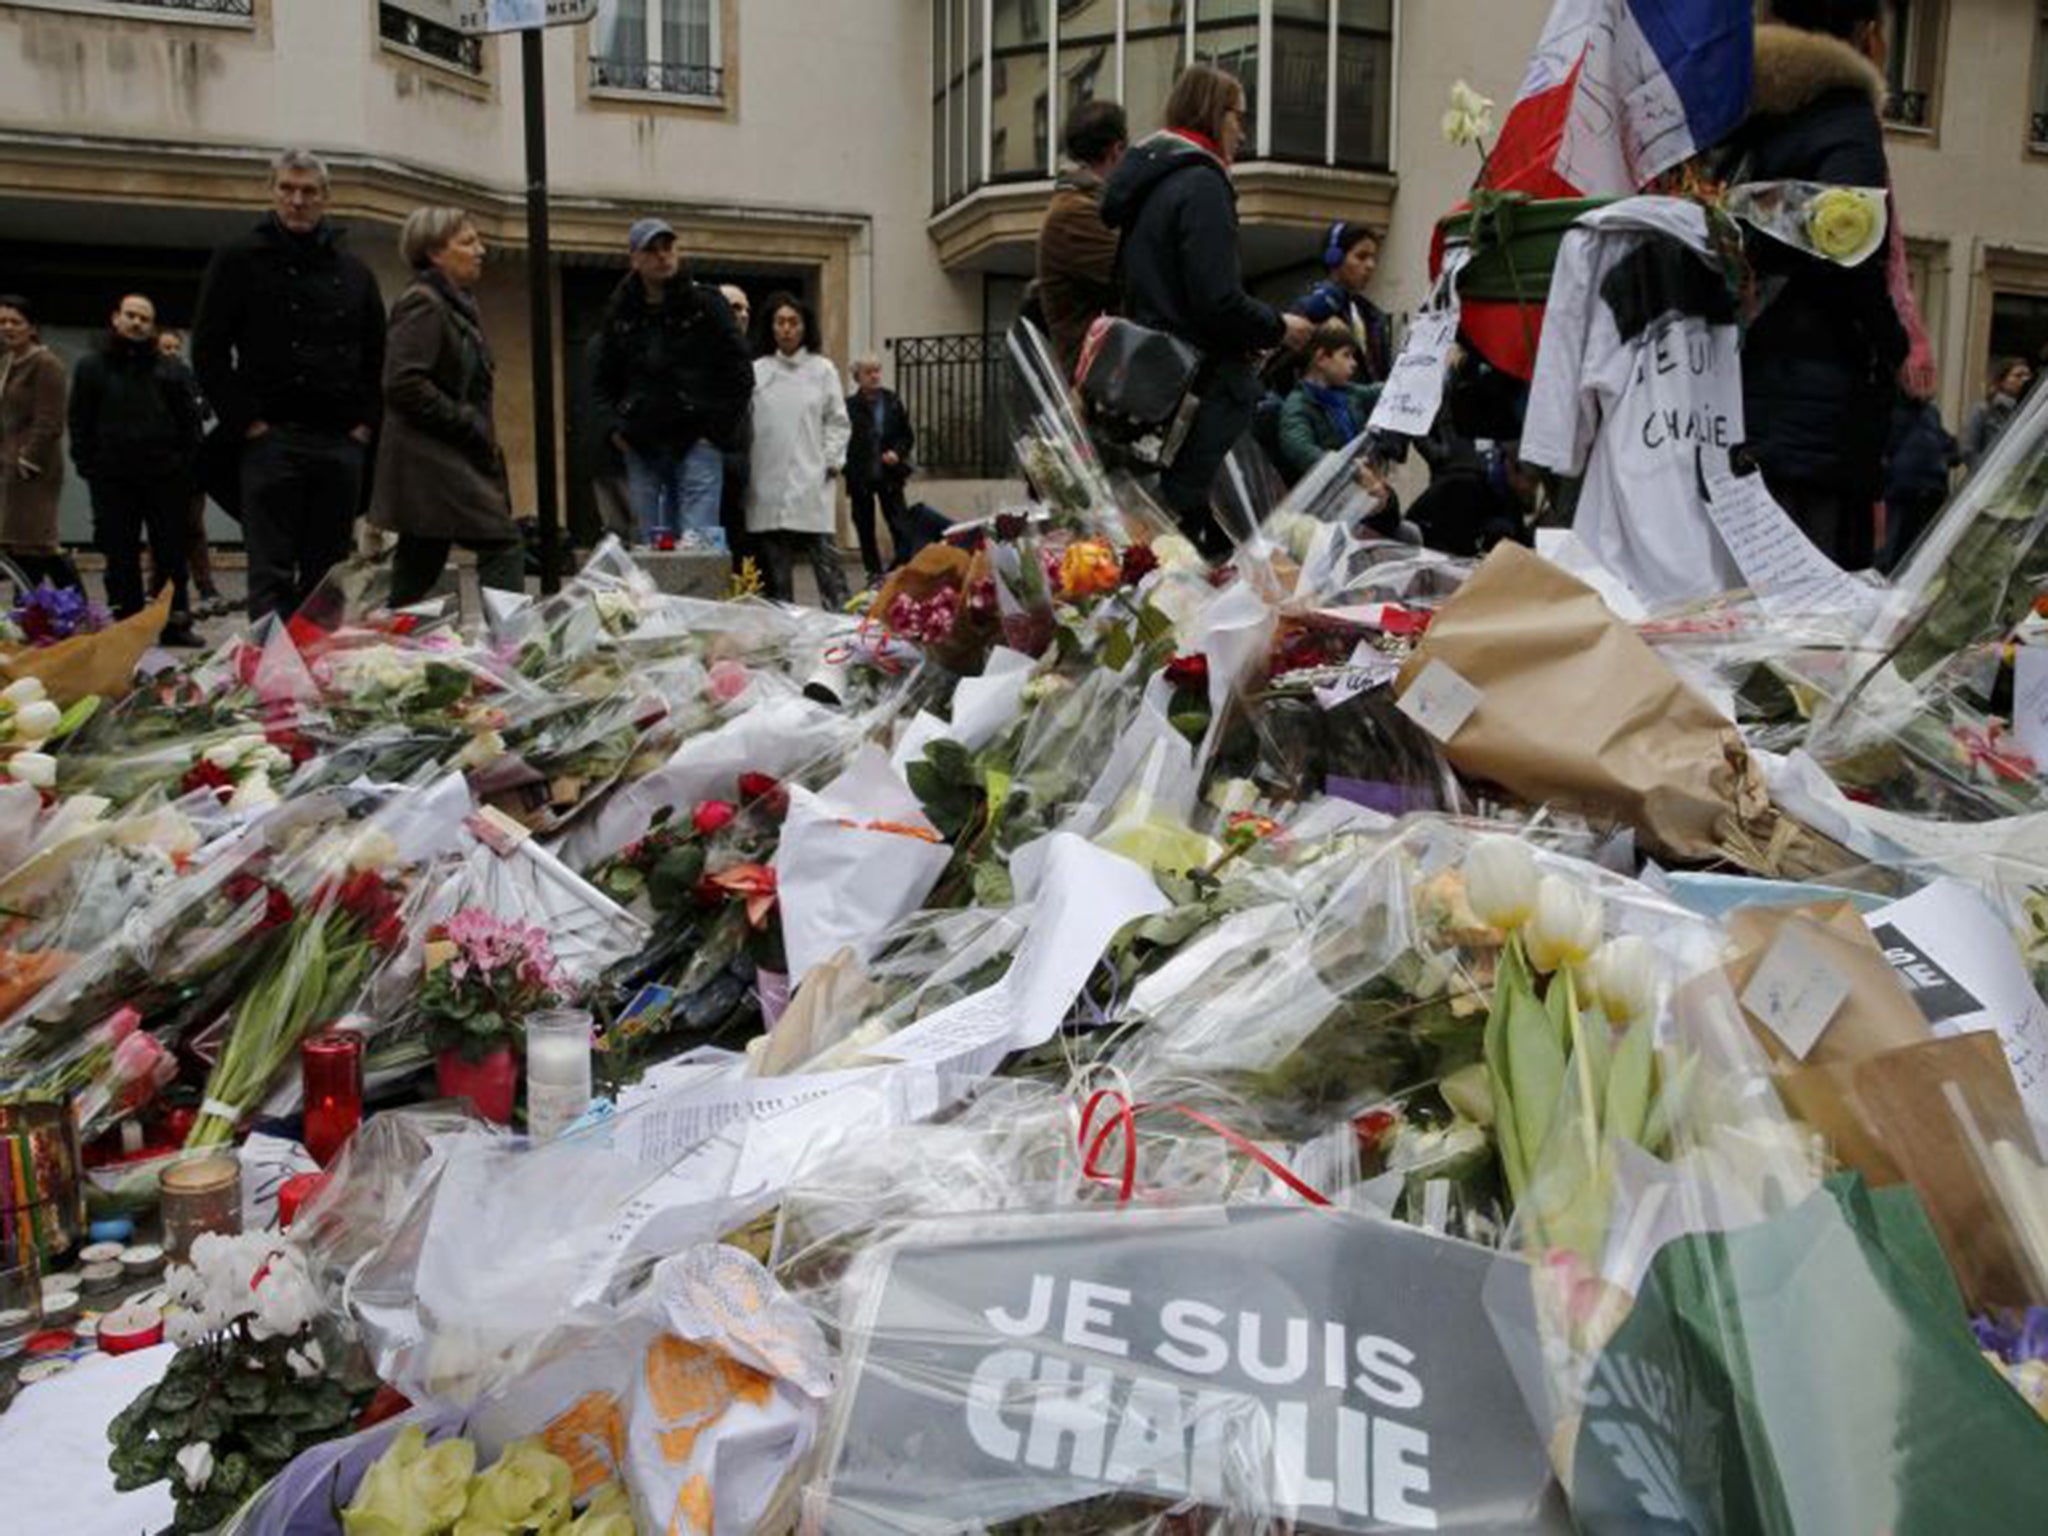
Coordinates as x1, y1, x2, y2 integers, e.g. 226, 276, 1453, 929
1957, 722, 2036, 784
1075, 1087, 1331, 1208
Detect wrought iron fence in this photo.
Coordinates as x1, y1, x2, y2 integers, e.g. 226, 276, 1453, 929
588, 58, 725, 98
892, 333, 1015, 479
379, 4, 485, 76
1885, 88, 1932, 129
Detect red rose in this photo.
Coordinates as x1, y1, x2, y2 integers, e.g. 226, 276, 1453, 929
993, 513, 1029, 543
737, 772, 790, 819
1163, 653, 1209, 691
1120, 544, 1160, 585
1353, 1107, 1400, 1152
692, 799, 738, 837
691, 875, 727, 908
263, 886, 296, 930
181, 760, 236, 800
371, 914, 405, 952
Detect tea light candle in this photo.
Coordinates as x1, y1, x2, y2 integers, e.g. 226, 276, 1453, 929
79, 1242, 124, 1267
80, 1262, 123, 1296
39, 1290, 78, 1327
98, 1304, 163, 1356
119, 1244, 164, 1278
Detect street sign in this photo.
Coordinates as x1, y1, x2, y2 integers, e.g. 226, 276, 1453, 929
453, 0, 597, 35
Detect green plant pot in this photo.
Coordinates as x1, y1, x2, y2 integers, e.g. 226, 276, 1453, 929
1438, 196, 1613, 304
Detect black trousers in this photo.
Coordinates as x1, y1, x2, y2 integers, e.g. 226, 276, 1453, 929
1161, 361, 1260, 559
848, 478, 910, 578
1765, 472, 1876, 572
389, 535, 526, 610
7, 550, 82, 595
757, 531, 849, 610
240, 426, 364, 621
90, 476, 189, 622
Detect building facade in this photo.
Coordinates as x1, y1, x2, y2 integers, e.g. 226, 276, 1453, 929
0, 0, 2042, 540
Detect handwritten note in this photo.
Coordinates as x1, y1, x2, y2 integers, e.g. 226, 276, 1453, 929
1314, 643, 1404, 712
1396, 659, 1481, 744
1740, 925, 1851, 1060
1702, 463, 1874, 622
1369, 310, 1462, 439
2014, 646, 2048, 772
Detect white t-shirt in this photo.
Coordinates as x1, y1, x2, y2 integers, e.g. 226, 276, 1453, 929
1523, 198, 1746, 608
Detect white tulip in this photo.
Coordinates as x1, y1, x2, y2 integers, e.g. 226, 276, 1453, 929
12, 699, 60, 740
228, 774, 280, 812
1590, 935, 1659, 1026
175, 1442, 214, 1492
8, 751, 56, 789
1, 677, 45, 705
1464, 835, 1540, 930
1525, 875, 1603, 973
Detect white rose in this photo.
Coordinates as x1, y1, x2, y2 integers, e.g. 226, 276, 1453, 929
8, 751, 56, 789
1, 677, 45, 706
228, 774, 280, 812
13, 699, 61, 740
175, 1442, 214, 1492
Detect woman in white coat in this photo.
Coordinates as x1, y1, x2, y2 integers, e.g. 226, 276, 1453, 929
745, 293, 851, 607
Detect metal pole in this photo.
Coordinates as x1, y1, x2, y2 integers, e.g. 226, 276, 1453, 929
522, 25, 562, 594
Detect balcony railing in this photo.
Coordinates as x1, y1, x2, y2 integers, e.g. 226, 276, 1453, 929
893, 334, 1016, 479
588, 57, 725, 99
1885, 88, 1932, 129
380, 3, 486, 77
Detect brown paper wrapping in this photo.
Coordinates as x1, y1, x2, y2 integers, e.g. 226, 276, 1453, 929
1396, 544, 1860, 878
0, 589, 171, 705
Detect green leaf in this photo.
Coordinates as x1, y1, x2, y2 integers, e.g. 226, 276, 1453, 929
241, 1419, 294, 1463
1507, 987, 1567, 1182
153, 1377, 201, 1413
1641, 1049, 1699, 1156
51, 695, 99, 740
213, 1450, 253, 1498
1604, 1015, 1656, 1148
924, 738, 974, 784
971, 862, 1015, 907
1103, 622, 1134, 673
1135, 601, 1175, 648
648, 843, 707, 914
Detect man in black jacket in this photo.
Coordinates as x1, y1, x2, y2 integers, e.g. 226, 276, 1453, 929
1101, 65, 1309, 555
193, 149, 386, 620
69, 293, 205, 644
844, 357, 916, 585
590, 219, 754, 553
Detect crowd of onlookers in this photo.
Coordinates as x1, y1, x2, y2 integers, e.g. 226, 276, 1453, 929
0, 0, 2035, 632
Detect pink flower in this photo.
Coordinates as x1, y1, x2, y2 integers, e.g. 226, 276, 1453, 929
706, 659, 752, 703
112, 1029, 168, 1085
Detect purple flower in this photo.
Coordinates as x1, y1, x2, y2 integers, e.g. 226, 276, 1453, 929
1972, 1307, 2048, 1364
12, 582, 109, 647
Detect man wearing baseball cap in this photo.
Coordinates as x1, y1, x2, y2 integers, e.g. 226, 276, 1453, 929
590, 217, 753, 551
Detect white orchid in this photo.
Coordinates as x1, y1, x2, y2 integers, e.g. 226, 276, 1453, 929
1, 677, 45, 706
1525, 874, 1603, 973
1464, 835, 1539, 930
8, 751, 56, 789
1442, 78, 1496, 148
175, 1442, 214, 1492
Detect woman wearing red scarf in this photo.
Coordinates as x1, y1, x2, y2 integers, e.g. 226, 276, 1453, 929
1101, 64, 1311, 557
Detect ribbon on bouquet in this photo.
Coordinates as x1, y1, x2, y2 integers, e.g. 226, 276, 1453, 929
1072, 1082, 1330, 1210
1955, 721, 2036, 785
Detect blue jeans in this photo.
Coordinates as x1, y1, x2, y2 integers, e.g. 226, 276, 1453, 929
624, 441, 723, 543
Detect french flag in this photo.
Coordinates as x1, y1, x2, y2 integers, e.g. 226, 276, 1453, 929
1454, 0, 1753, 377
1486, 0, 1755, 198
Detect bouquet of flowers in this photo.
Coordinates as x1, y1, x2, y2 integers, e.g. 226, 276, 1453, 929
417, 908, 570, 1064
10, 581, 108, 647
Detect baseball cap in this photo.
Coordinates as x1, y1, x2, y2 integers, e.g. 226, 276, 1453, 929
627, 217, 677, 255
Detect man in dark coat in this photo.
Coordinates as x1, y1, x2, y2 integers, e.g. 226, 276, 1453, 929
1101, 65, 1309, 555
1724, 3, 1907, 569
1035, 98, 1128, 374
193, 149, 386, 621
69, 293, 205, 643
844, 357, 916, 585
590, 219, 754, 552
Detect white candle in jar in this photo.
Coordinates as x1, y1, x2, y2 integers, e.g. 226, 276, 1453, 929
525, 1010, 593, 1143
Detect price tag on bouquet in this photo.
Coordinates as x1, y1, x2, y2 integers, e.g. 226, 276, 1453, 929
1368, 250, 1470, 441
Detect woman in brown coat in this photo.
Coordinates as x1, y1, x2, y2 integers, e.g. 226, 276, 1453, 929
0, 296, 80, 591
368, 208, 523, 608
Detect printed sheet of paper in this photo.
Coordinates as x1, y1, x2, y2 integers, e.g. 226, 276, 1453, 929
1868, 879, 2048, 1147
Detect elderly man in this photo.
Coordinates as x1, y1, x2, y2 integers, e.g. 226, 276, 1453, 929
844, 356, 915, 585
194, 149, 386, 620
715, 283, 757, 573
69, 293, 204, 643
590, 219, 753, 552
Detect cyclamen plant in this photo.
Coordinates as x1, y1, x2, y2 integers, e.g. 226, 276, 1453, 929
418, 908, 570, 1062
108, 1233, 369, 1533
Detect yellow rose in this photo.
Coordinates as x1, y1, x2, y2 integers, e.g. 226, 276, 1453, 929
1807, 187, 1883, 264
454, 1439, 574, 1536
407, 1436, 477, 1531
1058, 539, 1123, 598
344, 1426, 442, 1536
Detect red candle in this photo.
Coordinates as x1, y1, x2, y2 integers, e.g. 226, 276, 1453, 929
276, 1172, 328, 1232
300, 1032, 363, 1168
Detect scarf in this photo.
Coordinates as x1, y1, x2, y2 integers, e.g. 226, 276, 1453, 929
1167, 127, 1227, 165
420, 267, 483, 328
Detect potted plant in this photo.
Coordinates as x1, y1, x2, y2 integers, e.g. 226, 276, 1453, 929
417, 909, 569, 1124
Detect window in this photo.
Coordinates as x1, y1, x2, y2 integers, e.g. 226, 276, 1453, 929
1196, 0, 1260, 156
590, 0, 722, 101
5, 0, 252, 21
380, 3, 486, 78
2032, 2, 2048, 149
993, 0, 1051, 179
1880, 0, 1942, 132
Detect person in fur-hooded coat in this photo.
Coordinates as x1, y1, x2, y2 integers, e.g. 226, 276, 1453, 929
1723, 4, 1908, 568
